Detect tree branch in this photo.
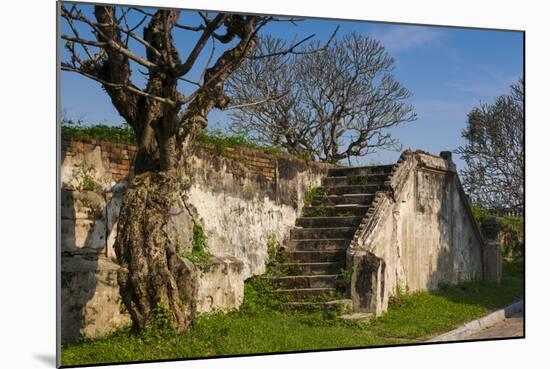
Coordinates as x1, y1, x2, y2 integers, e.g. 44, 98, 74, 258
61, 64, 179, 107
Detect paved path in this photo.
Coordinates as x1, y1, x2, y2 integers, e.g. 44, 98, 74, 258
466, 312, 524, 340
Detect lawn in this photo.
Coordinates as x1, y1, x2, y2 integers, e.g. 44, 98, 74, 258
61, 259, 523, 367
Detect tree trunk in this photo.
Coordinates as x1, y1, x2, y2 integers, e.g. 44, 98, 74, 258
114, 169, 197, 333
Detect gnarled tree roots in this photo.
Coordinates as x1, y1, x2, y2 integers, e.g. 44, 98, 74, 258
114, 172, 197, 333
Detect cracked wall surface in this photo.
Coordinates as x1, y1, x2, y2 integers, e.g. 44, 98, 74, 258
348, 151, 485, 315
60, 138, 328, 342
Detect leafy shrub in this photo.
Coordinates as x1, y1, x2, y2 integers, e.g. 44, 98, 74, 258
470, 205, 524, 258
471, 205, 490, 224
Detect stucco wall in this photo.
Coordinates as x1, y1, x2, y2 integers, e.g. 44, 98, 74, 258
60, 138, 328, 342
348, 151, 485, 315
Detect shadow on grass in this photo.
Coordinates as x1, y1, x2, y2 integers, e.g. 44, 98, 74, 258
434, 258, 523, 309
366, 258, 524, 340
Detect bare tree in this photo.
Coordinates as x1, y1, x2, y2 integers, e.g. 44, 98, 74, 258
61, 4, 315, 333
226, 32, 417, 163
456, 78, 524, 211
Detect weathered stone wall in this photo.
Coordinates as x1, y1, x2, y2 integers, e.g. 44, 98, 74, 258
348, 151, 486, 316
60, 138, 328, 343
184, 145, 328, 278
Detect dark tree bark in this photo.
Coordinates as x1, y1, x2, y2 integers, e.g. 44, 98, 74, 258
62, 5, 251, 332
61, 4, 309, 332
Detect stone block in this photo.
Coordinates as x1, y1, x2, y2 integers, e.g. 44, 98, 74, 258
60, 190, 107, 253
196, 256, 245, 313
61, 256, 131, 343
481, 217, 503, 284
350, 250, 387, 316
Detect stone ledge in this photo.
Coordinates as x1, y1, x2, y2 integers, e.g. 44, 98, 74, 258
426, 300, 524, 342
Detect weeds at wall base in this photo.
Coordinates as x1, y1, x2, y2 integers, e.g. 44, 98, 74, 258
61, 258, 523, 366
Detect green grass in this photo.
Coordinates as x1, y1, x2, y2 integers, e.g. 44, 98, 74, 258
62, 122, 136, 145
368, 259, 523, 339
61, 259, 523, 366
198, 129, 287, 156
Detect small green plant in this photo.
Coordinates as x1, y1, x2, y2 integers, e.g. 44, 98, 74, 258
302, 205, 327, 217
337, 211, 354, 217
267, 233, 278, 264
347, 174, 369, 185
387, 285, 411, 309
339, 267, 353, 285
239, 275, 287, 314
266, 233, 287, 265
74, 163, 101, 192
178, 222, 211, 267
82, 174, 100, 192
303, 187, 326, 207
141, 301, 177, 343
80, 197, 103, 220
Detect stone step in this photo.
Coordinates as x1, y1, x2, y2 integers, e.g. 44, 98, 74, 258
284, 238, 351, 251
269, 274, 340, 289
324, 184, 386, 195
327, 165, 394, 177
275, 287, 339, 300
283, 299, 353, 312
296, 216, 363, 228
290, 227, 356, 240
302, 205, 370, 217
285, 250, 346, 263
311, 194, 375, 206
322, 173, 389, 187
277, 262, 345, 275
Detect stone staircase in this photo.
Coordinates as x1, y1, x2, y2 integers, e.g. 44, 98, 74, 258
269, 164, 395, 310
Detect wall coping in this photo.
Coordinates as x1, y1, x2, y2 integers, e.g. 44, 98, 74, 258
61, 136, 336, 171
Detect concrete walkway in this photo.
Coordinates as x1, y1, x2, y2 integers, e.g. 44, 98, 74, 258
465, 311, 524, 340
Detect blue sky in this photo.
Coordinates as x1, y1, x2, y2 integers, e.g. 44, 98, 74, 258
60, 4, 524, 171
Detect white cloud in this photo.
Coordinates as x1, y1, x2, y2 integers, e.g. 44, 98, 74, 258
447, 73, 520, 99
371, 26, 442, 53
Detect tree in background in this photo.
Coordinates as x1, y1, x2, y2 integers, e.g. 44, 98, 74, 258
457, 78, 524, 211
226, 32, 417, 163
61, 4, 322, 333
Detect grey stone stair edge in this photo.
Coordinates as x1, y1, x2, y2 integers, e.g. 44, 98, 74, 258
268, 274, 341, 279
284, 299, 352, 307
274, 287, 337, 293
290, 227, 356, 240
285, 250, 346, 254
314, 193, 377, 198
327, 165, 394, 176
279, 262, 345, 266
284, 238, 352, 245
296, 216, 363, 220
